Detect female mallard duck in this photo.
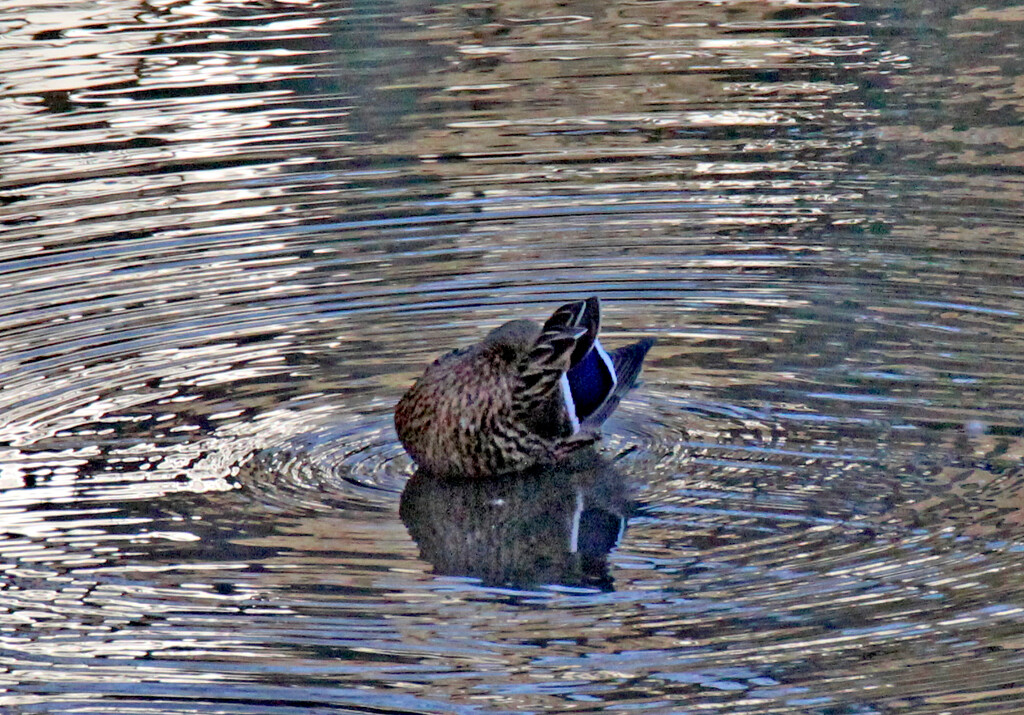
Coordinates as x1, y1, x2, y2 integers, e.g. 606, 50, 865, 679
395, 297, 653, 478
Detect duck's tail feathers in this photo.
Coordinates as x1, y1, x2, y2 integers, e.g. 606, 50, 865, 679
568, 337, 655, 430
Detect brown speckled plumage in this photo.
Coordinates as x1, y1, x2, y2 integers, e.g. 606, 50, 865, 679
394, 297, 652, 479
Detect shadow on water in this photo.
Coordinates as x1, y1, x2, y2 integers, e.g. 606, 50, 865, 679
2, 0, 1024, 712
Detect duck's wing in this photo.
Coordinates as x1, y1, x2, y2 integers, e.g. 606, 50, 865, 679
518, 297, 652, 437
540, 296, 599, 363
515, 298, 599, 436
572, 337, 655, 429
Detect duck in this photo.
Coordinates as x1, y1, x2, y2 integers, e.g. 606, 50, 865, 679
394, 296, 653, 479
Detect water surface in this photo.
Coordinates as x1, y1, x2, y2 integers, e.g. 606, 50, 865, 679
2, 0, 1024, 712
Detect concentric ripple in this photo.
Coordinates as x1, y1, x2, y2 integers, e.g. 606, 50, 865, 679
2, 0, 1024, 712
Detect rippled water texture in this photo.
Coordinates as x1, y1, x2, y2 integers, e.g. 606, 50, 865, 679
2, 0, 1024, 712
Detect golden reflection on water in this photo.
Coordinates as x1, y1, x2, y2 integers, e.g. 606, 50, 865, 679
1, 0, 1024, 712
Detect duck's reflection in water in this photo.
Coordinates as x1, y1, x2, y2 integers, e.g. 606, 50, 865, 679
400, 450, 631, 591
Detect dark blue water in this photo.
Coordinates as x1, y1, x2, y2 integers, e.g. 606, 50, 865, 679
2, 0, 1024, 712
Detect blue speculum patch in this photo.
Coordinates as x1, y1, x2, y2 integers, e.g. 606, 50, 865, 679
567, 339, 616, 420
